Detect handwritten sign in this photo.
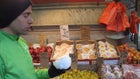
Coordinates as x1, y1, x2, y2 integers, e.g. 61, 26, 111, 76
60, 25, 70, 40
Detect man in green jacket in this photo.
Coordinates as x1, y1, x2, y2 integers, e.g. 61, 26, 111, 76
0, 0, 71, 79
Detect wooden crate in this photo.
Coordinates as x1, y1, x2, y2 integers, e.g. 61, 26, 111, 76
50, 40, 75, 59
49, 40, 77, 68
75, 40, 97, 65
96, 39, 120, 65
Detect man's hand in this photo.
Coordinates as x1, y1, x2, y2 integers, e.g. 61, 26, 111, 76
48, 55, 71, 78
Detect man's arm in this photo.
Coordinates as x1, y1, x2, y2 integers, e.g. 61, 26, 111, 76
0, 57, 5, 79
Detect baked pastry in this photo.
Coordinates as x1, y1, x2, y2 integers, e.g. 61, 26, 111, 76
88, 49, 96, 55
67, 45, 74, 54
55, 46, 61, 50
101, 53, 107, 58
99, 45, 106, 50
99, 49, 106, 53
98, 41, 105, 45
61, 43, 70, 48
89, 54, 96, 59
78, 54, 82, 59
83, 47, 89, 53
77, 50, 82, 54
76, 44, 82, 49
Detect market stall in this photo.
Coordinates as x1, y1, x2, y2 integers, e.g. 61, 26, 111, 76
26, 0, 140, 79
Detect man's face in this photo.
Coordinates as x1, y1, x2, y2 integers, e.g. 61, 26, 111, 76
9, 5, 33, 35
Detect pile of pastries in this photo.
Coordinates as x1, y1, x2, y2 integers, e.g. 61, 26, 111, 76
76, 43, 97, 59
97, 41, 118, 58
51, 42, 74, 60
51, 40, 119, 60
99, 64, 140, 79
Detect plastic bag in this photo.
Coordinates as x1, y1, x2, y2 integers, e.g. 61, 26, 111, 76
99, 1, 116, 25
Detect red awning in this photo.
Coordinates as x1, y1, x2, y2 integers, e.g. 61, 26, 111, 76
32, 0, 105, 4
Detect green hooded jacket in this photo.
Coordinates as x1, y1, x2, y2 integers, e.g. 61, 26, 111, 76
0, 30, 50, 79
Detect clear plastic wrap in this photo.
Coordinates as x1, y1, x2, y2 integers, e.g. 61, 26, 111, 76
122, 64, 140, 79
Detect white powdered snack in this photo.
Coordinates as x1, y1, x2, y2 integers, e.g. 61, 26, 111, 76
32, 44, 40, 49
53, 55, 71, 69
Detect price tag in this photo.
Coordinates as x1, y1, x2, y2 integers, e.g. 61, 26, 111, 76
80, 26, 90, 40
60, 25, 70, 40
